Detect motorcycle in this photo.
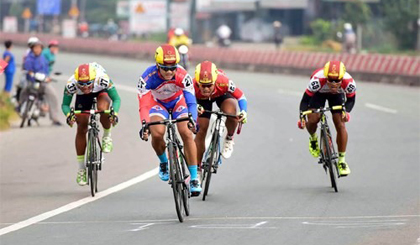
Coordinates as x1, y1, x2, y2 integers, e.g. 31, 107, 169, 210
19, 73, 51, 128
178, 45, 189, 70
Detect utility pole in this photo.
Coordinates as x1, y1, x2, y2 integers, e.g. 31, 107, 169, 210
190, 0, 197, 42
166, 0, 171, 34
417, 0, 420, 51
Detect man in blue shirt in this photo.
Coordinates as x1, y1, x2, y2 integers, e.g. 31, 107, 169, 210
20, 40, 62, 126
3, 40, 15, 96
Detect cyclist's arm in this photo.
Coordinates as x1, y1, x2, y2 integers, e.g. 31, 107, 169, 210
181, 75, 198, 121
345, 94, 355, 112
228, 80, 247, 112
106, 86, 121, 113
61, 88, 73, 116
299, 92, 312, 112
137, 76, 152, 122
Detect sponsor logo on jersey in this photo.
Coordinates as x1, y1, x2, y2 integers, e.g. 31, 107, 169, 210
176, 106, 186, 112
152, 105, 163, 111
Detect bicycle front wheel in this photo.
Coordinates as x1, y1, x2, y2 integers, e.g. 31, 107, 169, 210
202, 132, 219, 201
322, 127, 338, 192
87, 130, 98, 197
168, 142, 185, 222
20, 99, 34, 128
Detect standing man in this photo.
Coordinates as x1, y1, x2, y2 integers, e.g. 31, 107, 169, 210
42, 40, 59, 74
2, 40, 15, 96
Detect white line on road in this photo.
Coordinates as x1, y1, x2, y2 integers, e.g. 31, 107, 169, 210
0, 167, 158, 236
365, 103, 397, 114
277, 89, 302, 97
116, 84, 138, 94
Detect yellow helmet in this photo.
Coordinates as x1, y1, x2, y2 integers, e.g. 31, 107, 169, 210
195, 61, 218, 84
74, 63, 96, 82
323, 60, 346, 81
155, 44, 180, 65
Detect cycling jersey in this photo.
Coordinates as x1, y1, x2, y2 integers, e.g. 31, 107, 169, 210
306, 68, 356, 97
137, 65, 197, 122
300, 68, 356, 112
61, 62, 121, 115
168, 35, 190, 48
193, 69, 247, 112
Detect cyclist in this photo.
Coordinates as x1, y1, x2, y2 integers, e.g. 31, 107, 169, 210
62, 62, 121, 186
194, 61, 247, 163
138, 44, 201, 196
298, 60, 356, 176
168, 28, 191, 49
42, 40, 59, 74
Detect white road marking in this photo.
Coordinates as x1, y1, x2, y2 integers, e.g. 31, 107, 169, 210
116, 84, 138, 94
365, 103, 397, 114
0, 167, 158, 236
191, 221, 275, 229
277, 89, 302, 97
302, 219, 406, 229
130, 223, 156, 231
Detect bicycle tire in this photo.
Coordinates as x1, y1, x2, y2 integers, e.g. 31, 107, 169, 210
168, 142, 185, 222
87, 130, 97, 197
20, 100, 33, 128
322, 127, 338, 192
202, 132, 219, 201
179, 152, 190, 216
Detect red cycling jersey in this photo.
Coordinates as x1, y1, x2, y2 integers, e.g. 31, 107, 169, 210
193, 69, 245, 101
305, 68, 356, 98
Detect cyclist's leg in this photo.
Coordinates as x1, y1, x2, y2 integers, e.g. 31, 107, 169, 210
174, 97, 201, 194
217, 94, 238, 137
75, 112, 89, 186
195, 99, 212, 165
97, 92, 113, 153
97, 92, 111, 129
306, 93, 325, 158
329, 94, 350, 175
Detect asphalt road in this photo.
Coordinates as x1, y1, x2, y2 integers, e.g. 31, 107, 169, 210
0, 47, 419, 245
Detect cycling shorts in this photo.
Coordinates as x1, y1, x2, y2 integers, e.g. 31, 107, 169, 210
197, 93, 235, 119
149, 95, 188, 120
75, 91, 108, 111
308, 93, 344, 114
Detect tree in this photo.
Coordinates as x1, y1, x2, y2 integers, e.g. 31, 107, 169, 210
342, 0, 372, 25
380, 0, 418, 50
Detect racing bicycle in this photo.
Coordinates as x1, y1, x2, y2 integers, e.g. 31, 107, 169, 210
141, 111, 193, 222
302, 105, 344, 192
201, 110, 242, 201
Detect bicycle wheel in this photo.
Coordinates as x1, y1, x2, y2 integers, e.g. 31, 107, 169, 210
202, 132, 219, 201
322, 127, 338, 192
87, 130, 97, 197
20, 99, 33, 128
168, 142, 185, 222
178, 151, 190, 216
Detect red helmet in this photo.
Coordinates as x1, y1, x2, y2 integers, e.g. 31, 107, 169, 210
48, 40, 59, 47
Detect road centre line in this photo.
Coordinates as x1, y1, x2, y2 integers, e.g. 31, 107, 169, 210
277, 89, 302, 97
365, 103, 397, 114
0, 167, 158, 236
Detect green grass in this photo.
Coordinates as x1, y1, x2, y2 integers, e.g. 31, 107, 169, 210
0, 93, 18, 131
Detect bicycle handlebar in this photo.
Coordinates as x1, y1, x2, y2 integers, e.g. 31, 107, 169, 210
302, 105, 344, 116
203, 110, 238, 119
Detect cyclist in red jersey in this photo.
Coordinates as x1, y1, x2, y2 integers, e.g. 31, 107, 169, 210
194, 61, 248, 165
298, 60, 356, 176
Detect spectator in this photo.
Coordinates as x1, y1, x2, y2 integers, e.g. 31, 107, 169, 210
273, 21, 283, 50
2, 40, 15, 96
42, 40, 59, 74
343, 23, 356, 54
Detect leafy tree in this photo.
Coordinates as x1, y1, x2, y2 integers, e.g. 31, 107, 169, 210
310, 19, 333, 44
342, 0, 372, 25
380, 0, 418, 50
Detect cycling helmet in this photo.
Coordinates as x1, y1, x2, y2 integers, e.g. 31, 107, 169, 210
195, 61, 218, 84
29, 40, 44, 49
174, 28, 184, 36
27, 37, 40, 47
74, 63, 96, 82
48, 39, 59, 47
155, 44, 180, 65
323, 60, 346, 81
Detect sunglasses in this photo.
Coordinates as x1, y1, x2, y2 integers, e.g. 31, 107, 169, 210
328, 79, 342, 83
158, 64, 177, 71
199, 83, 213, 88
77, 80, 94, 87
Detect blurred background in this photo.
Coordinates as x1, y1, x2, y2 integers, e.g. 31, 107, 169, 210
0, 0, 419, 54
